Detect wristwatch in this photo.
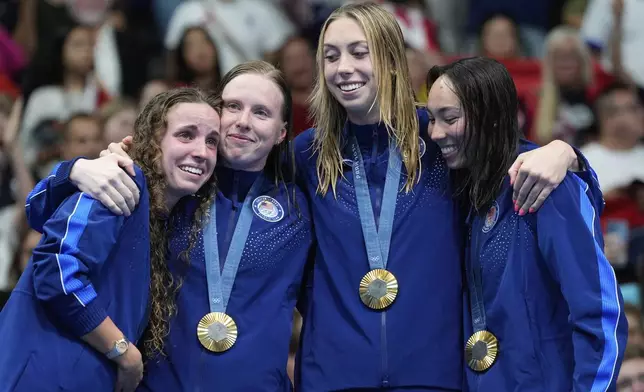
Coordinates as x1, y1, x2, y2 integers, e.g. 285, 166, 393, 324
105, 337, 129, 360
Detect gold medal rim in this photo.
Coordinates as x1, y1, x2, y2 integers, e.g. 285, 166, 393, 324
465, 330, 499, 372
359, 269, 399, 310
197, 312, 238, 352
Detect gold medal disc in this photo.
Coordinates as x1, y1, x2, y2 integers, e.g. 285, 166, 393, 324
197, 312, 238, 352
465, 330, 499, 372
359, 269, 399, 310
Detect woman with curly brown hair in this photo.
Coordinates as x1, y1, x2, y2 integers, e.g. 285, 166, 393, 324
0, 87, 220, 392
24, 61, 313, 391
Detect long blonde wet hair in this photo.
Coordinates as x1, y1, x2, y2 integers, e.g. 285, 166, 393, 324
534, 26, 593, 144
310, 2, 420, 195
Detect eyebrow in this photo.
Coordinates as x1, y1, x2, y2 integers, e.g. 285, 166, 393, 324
426, 106, 461, 115
323, 40, 368, 50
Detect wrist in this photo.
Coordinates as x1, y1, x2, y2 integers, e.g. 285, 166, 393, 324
69, 159, 87, 185
106, 336, 129, 361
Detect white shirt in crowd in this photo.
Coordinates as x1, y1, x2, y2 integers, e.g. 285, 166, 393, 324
581, 142, 644, 194
581, 0, 644, 87
165, 0, 295, 74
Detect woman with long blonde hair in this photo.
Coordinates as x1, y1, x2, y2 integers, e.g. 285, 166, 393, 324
533, 26, 602, 145
293, 3, 594, 390
0, 87, 219, 392
23, 61, 313, 391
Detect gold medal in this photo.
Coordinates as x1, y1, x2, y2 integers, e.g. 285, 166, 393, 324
359, 269, 398, 310
465, 330, 499, 372
197, 312, 238, 352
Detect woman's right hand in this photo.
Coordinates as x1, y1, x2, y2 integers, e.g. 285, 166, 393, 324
70, 136, 139, 215
113, 344, 144, 392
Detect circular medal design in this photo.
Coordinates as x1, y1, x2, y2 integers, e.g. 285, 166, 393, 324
465, 330, 499, 372
197, 312, 238, 352
419, 137, 426, 158
359, 269, 399, 310
252, 196, 284, 223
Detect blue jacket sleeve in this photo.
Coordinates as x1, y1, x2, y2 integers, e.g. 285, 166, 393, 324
31, 191, 126, 338
536, 175, 626, 392
26, 158, 84, 233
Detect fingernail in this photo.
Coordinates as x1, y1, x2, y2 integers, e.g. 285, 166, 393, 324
529, 208, 535, 214
519, 209, 525, 216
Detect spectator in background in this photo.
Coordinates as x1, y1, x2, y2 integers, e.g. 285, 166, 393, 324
618, 345, 644, 392
626, 303, 644, 349
100, 98, 137, 144
21, 24, 108, 169
138, 79, 170, 109
581, 0, 644, 90
531, 26, 603, 146
563, 0, 588, 29
172, 26, 221, 92
60, 113, 103, 162
275, 36, 315, 136
479, 13, 522, 59
164, 0, 295, 74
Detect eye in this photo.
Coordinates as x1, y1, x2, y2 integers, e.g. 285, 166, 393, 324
255, 109, 268, 118
428, 117, 436, 125
324, 53, 338, 62
226, 102, 240, 111
177, 131, 193, 140
353, 51, 368, 59
206, 137, 218, 147
444, 117, 458, 125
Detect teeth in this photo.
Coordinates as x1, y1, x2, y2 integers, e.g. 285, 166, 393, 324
441, 146, 457, 154
180, 166, 203, 175
339, 83, 365, 92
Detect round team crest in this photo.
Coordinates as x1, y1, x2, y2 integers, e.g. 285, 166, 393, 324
252, 196, 284, 223
482, 201, 499, 233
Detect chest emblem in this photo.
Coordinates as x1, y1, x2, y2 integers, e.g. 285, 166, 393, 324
252, 196, 284, 223
482, 201, 499, 233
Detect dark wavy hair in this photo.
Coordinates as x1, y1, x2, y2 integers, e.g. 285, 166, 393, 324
175, 27, 221, 91
130, 87, 221, 359
426, 57, 520, 211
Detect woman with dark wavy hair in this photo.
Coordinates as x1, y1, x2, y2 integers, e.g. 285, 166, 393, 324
0, 87, 220, 392
25, 61, 313, 391
426, 57, 627, 391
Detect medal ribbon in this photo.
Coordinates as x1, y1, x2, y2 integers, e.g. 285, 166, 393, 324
350, 132, 402, 271
467, 214, 488, 332
203, 176, 264, 313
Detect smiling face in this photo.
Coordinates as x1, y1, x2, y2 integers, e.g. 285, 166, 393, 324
160, 102, 220, 207
426, 75, 466, 169
219, 73, 286, 171
322, 17, 378, 124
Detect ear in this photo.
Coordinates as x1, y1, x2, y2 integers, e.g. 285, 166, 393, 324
276, 122, 287, 144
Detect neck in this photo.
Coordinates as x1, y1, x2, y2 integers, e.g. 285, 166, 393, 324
164, 193, 179, 213
220, 159, 266, 172
64, 73, 86, 91
347, 108, 380, 125
599, 134, 636, 151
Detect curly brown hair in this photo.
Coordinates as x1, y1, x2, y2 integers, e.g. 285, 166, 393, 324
129, 87, 221, 359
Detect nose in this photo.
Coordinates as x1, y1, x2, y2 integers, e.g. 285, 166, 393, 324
236, 109, 251, 131
191, 139, 208, 160
337, 53, 355, 76
428, 121, 445, 142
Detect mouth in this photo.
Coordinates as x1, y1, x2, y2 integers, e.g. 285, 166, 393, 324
338, 82, 366, 93
179, 165, 205, 176
439, 145, 458, 156
227, 134, 254, 143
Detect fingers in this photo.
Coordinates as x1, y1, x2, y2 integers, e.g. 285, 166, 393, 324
511, 168, 530, 205
517, 178, 548, 214
507, 155, 524, 186
115, 155, 136, 177
513, 170, 538, 212
527, 184, 555, 213
100, 149, 110, 158
113, 171, 139, 213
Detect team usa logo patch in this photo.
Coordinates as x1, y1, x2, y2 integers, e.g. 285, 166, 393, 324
482, 201, 499, 233
252, 196, 284, 223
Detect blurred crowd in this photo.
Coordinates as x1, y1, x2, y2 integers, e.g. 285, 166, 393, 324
0, 0, 642, 389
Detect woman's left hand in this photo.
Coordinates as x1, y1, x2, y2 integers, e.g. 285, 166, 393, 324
508, 140, 578, 214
